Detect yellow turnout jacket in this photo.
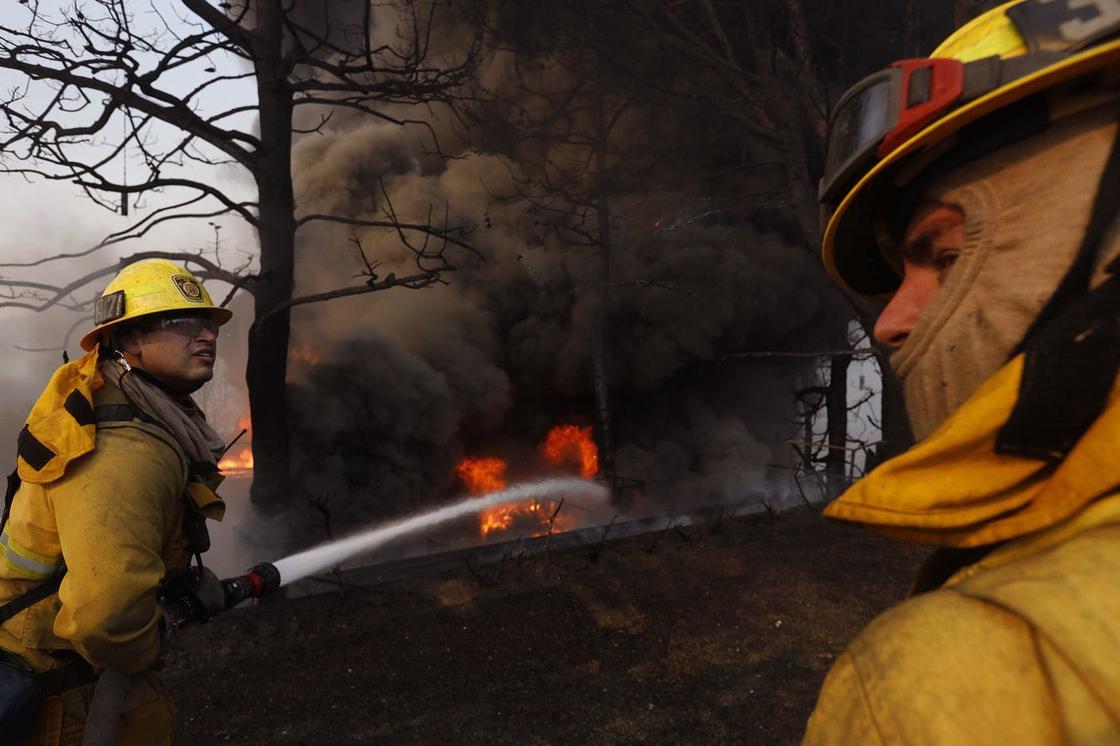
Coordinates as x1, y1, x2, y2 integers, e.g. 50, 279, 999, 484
804, 354, 1120, 744
0, 351, 197, 675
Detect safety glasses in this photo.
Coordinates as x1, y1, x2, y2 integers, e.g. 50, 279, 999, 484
150, 314, 221, 339
819, 58, 965, 206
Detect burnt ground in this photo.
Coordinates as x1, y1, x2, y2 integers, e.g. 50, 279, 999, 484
162, 508, 928, 745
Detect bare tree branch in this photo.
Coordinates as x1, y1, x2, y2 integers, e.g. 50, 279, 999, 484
295, 213, 480, 260
256, 270, 448, 327
0, 250, 251, 315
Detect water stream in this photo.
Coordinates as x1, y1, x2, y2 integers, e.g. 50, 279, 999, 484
272, 478, 610, 585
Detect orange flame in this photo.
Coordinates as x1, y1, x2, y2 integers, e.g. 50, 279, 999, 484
218, 415, 254, 478
540, 424, 599, 478
457, 457, 508, 494
458, 424, 599, 538
290, 347, 321, 367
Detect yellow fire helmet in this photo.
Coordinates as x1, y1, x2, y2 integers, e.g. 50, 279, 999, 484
79, 258, 233, 351
820, 0, 1120, 298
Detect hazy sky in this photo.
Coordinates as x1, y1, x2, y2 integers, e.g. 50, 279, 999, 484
0, 2, 258, 438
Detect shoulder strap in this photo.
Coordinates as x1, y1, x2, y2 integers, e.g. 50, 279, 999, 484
92, 403, 136, 423
997, 115, 1120, 461
0, 571, 63, 623
2, 469, 19, 535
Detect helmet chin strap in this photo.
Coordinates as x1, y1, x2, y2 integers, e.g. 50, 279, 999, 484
108, 348, 131, 372
129, 366, 205, 397
996, 114, 1120, 462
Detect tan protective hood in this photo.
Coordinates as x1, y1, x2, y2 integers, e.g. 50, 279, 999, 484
891, 104, 1120, 441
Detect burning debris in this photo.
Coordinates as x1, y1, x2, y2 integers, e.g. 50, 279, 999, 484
456, 457, 508, 495
218, 448, 255, 480
457, 424, 599, 538
540, 425, 599, 480
281, 180, 844, 541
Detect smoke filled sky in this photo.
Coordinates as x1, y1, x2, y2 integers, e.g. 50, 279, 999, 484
0, 1, 893, 545
276, 0, 866, 529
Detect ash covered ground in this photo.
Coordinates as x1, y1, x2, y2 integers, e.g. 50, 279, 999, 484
163, 508, 927, 745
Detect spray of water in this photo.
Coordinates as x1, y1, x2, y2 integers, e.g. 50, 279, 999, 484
272, 478, 610, 585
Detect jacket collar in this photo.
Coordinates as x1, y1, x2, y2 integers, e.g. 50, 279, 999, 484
825, 351, 1120, 547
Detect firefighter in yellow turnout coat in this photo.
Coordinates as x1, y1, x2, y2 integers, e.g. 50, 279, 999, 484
0, 259, 231, 745
806, 1, 1120, 743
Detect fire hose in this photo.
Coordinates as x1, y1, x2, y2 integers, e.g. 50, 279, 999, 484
83, 478, 609, 745
158, 479, 605, 631
158, 480, 612, 632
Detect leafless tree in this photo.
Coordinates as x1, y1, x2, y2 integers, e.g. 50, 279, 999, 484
0, 1, 484, 504
790, 358, 880, 499
619, 0, 950, 458
623, 0, 827, 249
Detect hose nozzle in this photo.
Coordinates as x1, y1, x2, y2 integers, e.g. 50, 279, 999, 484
221, 562, 282, 609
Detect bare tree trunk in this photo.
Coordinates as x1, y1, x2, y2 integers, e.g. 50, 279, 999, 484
591, 80, 618, 499
874, 349, 913, 463
248, 3, 295, 507
776, 0, 828, 248
904, 0, 917, 56
953, 0, 977, 26
784, 126, 824, 249
825, 353, 852, 499
784, 0, 820, 96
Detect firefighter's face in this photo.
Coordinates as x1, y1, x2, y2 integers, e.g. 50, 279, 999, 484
120, 313, 219, 393
873, 201, 965, 349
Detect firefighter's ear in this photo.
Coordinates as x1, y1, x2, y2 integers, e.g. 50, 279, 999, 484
110, 325, 144, 356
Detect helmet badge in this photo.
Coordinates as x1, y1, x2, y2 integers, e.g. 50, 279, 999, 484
172, 275, 205, 303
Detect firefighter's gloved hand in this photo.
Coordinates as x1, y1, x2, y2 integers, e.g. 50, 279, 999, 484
186, 566, 226, 617
159, 566, 226, 629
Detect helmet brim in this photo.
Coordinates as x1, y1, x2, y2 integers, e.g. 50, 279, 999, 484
79, 306, 234, 352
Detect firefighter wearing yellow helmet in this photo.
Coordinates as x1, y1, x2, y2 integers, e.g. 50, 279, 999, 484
0, 259, 231, 744
78, 257, 233, 352
805, 1, 1120, 742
